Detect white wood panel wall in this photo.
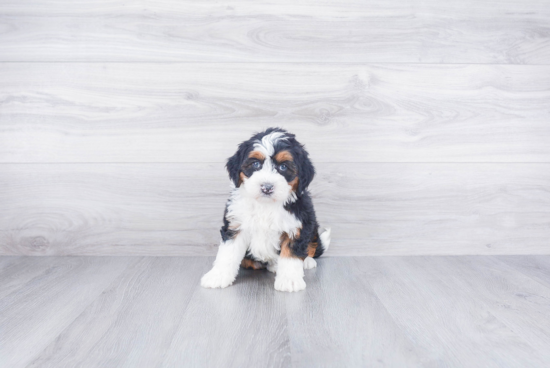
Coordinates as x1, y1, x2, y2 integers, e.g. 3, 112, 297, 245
1, 0, 550, 63
1, 0, 549, 255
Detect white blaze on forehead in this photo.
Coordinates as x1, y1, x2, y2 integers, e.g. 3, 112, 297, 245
253, 132, 287, 157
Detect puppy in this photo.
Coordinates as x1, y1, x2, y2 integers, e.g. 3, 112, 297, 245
201, 127, 331, 292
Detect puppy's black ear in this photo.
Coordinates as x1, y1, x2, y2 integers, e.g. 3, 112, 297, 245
226, 142, 248, 187
295, 145, 315, 195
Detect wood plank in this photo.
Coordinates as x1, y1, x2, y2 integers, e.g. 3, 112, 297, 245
27, 257, 210, 368
284, 257, 424, 366
0, 256, 66, 300
1, 63, 550, 163
0, 256, 135, 368
421, 256, 550, 355
361, 256, 550, 366
2, 162, 550, 256
161, 261, 291, 367
0, 255, 21, 271
496, 255, 550, 289
1, 0, 549, 63
0, 163, 227, 256
2, 256, 550, 366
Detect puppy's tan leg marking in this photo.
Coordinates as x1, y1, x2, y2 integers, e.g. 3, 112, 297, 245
307, 241, 318, 258
274, 232, 306, 292
240, 258, 265, 270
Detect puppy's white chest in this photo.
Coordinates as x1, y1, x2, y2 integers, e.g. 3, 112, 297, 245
245, 207, 298, 262
227, 192, 301, 262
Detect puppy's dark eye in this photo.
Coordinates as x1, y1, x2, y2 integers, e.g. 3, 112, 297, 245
252, 161, 261, 169
278, 164, 287, 172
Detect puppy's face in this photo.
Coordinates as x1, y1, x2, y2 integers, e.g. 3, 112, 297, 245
226, 129, 315, 204
239, 148, 298, 203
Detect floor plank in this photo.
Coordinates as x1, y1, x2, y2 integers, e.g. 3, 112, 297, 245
3, 256, 550, 367
2, 63, 550, 163
496, 255, 550, 289
359, 256, 550, 367
0, 255, 21, 271
0, 256, 67, 300
162, 262, 291, 368
285, 257, 424, 367
0, 257, 136, 367
1, 1, 549, 63
429, 256, 550, 355
27, 257, 210, 368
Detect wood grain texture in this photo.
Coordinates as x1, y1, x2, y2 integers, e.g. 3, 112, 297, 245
2, 0, 549, 258
0, 256, 65, 300
496, 255, 550, 289
162, 261, 290, 367
1, 63, 550, 163
420, 256, 550, 355
3, 256, 550, 367
0, 256, 135, 368
1, 0, 549, 63
2, 162, 550, 256
285, 257, 424, 366
27, 257, 210, 368
360, 256, 550, 366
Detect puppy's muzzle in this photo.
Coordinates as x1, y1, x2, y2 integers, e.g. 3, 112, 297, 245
260, 183, 274, 195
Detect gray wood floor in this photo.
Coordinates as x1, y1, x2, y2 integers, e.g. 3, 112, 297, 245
2, 256, 550, 367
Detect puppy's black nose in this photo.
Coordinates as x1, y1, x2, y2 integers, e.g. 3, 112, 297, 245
261, 183, 274, 195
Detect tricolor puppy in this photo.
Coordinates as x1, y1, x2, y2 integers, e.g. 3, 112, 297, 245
201, 127, 331, 292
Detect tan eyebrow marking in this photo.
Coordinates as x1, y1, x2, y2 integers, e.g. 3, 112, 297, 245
275, 150, 293, 162
248, 151, 266, 160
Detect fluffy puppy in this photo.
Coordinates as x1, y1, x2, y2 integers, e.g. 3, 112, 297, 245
201, 127, 331, 292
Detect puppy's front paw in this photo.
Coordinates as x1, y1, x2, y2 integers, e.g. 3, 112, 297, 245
303, 257, 317, 269
201, 268, 236, 289
274, 275, 306, 292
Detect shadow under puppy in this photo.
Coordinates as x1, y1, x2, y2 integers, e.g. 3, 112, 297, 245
201, 127, 331, 292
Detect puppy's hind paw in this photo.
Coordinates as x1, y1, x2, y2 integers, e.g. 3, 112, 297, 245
303, 257, 317, 269
201, 268, 236, 289
267, 263, 278, 273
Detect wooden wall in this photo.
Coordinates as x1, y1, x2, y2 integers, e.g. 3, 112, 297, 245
1, 0, 550, 255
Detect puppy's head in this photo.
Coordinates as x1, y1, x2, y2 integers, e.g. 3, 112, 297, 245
226, 128, 315, 203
